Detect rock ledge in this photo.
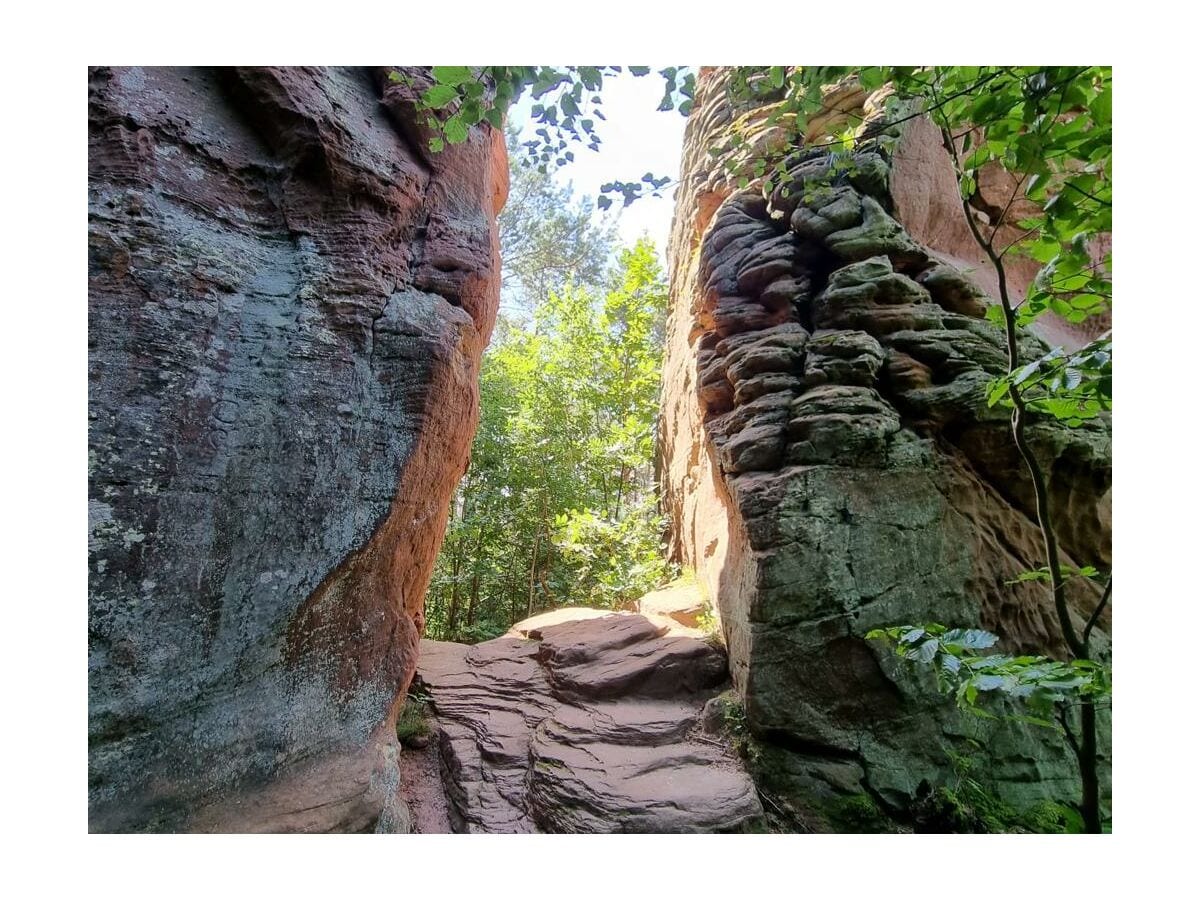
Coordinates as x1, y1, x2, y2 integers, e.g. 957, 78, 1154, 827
412, 611, 762, 833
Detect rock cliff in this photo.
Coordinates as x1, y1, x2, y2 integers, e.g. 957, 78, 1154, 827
660, 69, 1111, 822
88, 66, 506, 832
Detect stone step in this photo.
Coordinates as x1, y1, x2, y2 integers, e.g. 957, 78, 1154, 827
411, 611, 762, 833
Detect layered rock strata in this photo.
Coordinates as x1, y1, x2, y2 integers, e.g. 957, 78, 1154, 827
661, 69, 1111, 820
88, 66, 506, 832
413, 612, 762, 833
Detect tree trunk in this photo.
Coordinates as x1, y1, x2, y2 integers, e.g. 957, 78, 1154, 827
1080, 697, 1101, 833
526, 528, 541, 619
506, 561, 523, 624
446, 537, 463, 639
465, 528, 489, 629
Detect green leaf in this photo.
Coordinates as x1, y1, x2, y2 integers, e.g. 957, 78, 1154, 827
973, 674, 1006, 692
916, 639, 939, 664
1092, 86, 1112, 127
459, 99, 484, 126
987, 378, 1010, 407
1012, 360, 1041, 386
432, 66, 473, 86
944, 629, 998, 650
423, 84, 459, 109
577, 66, 603, 90
443, 116, 469, 145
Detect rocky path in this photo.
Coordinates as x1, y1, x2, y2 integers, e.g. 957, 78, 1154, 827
403, 608, 762, 833
397, 736, 452, 834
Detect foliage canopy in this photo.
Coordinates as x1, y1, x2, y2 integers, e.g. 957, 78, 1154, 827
425, 237, 672, 641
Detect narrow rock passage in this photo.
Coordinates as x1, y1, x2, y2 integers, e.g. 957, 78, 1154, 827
397, 736, 453, 834
405, 610, 763, 833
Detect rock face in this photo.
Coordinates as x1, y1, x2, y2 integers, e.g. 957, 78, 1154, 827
413, 612, 762, 832
637, 582, 708, 629
660, 70, 1111, 820
88, 67, 506, 832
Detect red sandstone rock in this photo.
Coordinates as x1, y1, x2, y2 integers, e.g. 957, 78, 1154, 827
411, 613, 761, 833
88, 66, 504, 832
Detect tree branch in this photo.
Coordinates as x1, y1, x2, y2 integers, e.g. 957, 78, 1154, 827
1082, 577, 1112, 649
1057, 705, 1081, 757
938, 121, 1086, 661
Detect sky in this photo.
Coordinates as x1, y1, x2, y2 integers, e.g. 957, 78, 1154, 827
507, 70, 689, 260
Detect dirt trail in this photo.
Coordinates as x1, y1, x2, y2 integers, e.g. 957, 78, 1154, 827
398, 740, 452, 834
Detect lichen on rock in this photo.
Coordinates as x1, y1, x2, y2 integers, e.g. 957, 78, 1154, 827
659, 68, 1111, 821
87, 66, 506, 832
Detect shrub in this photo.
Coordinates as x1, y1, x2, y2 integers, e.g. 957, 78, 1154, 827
395, 697, 431, 748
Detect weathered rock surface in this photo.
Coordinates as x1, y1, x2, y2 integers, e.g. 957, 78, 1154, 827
661, 69, 1111, 823
637, 582, 707, 628
412, 611, 762, 833
88, 66, 505, 832
891, 114, 1110, 349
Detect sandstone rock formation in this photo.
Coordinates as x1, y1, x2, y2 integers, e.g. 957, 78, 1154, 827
637, 581, 708, 629
660, 69, 1111, 823
88, 66, 506, 832
411, 611, 762, 832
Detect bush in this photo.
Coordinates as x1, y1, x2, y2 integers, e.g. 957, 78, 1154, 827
457, 619, 508, 644
396, 697, 431, 749
825, 794, 898, 834
909, 746, 1082, 833
707, 691, 759, 765
552, 497, 676, 609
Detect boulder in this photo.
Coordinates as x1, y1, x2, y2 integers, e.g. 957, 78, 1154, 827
637, 584, 708, 629
506, 606, 617, 638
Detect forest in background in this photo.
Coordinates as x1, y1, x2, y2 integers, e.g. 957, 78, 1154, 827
424, 135, 674, 641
